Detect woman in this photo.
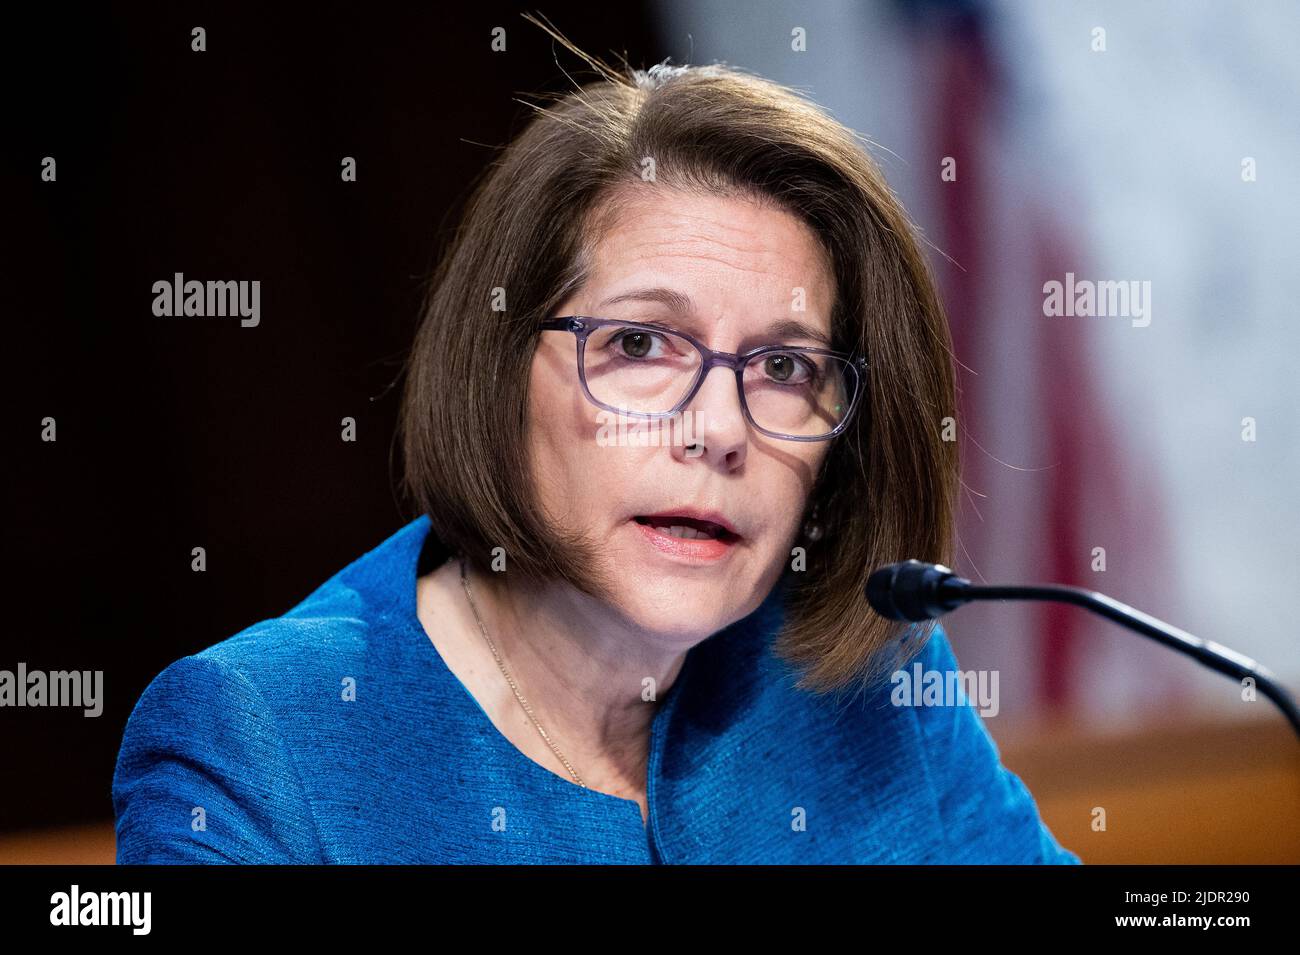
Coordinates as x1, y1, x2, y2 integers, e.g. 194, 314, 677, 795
111, 39, 1080, 864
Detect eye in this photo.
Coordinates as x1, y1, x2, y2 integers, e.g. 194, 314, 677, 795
609, 328, 669, 359
761, 352, 817, 385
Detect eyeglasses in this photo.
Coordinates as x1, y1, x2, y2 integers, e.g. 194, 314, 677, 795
538, 316, 868, 441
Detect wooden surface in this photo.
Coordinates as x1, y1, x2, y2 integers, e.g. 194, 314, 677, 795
0, 821, 116, 865
993, 712, 1300, 864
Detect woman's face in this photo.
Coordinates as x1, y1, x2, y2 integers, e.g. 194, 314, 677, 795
528, 184, 836, 646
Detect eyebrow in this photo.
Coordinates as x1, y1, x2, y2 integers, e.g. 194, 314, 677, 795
596, 286, 834, 348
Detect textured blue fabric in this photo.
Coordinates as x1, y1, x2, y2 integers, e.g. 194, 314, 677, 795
112, 516, 1082, 864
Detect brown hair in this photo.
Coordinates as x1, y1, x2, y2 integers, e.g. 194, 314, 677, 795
398, 14, 959, 698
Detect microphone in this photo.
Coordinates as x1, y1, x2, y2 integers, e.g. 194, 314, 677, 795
866, 559, 1300, 740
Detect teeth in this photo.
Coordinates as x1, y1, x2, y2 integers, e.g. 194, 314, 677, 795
635, 516, 726, 540
667, 524, 713, 540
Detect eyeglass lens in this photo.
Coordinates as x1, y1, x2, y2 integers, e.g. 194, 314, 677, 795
581, 324, 854, 438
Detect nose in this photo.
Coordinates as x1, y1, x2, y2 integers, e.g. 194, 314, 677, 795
673, 364, 748, 468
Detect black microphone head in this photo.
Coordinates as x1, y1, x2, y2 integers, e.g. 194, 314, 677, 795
866, 560, 969, 621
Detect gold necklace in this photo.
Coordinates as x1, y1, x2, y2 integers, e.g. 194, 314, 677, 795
458, 556, 587, 788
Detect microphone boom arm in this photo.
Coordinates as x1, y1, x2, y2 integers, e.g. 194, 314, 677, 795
867, 561, 1300, 741
945, 579, 1300, 739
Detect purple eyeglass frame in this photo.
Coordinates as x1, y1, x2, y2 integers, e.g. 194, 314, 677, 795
538, 315, 869, 442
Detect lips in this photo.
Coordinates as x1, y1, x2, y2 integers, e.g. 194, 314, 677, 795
628, 509, 742, 563
632, 512, 740, 542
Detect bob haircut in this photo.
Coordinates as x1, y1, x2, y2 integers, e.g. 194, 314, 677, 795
398, 18, 959, 699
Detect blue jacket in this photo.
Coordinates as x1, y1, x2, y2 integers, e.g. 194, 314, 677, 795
111, 516, 1081, 864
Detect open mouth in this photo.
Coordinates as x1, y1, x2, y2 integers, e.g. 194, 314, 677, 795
632, 515, 740, 543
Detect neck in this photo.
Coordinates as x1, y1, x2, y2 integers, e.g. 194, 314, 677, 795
456, 558, 690, 793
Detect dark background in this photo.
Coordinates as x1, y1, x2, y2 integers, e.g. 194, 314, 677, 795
3, 2, 662, 830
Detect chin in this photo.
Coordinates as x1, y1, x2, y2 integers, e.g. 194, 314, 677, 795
629, 606, 730, 647
597, 528, 770, 632
613, 582, 749, 642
